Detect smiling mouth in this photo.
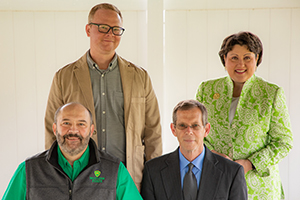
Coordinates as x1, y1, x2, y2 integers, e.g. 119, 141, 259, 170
64, 134, 83, 141
184, 139, 194, 143
235, 69, 246, 73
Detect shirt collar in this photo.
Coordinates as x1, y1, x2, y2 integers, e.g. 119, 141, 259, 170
179, 146, 206, 172
86, 50, 118, 72
57, 145, 90, 170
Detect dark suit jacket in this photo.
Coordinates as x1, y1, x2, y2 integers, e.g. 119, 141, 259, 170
141, 146, 247, 200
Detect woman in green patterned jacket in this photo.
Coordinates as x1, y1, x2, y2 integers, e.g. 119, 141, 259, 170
196, 31, 293, 199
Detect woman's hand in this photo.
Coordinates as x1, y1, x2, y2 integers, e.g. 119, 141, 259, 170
235, 159, 253, 174
211, 150, 233, 161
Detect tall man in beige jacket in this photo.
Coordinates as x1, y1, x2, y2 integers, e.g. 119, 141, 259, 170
44, 3, 162, 190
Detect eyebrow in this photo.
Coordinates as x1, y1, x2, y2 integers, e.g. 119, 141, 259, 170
229, 52, 253, 56
61, 119, 88, 123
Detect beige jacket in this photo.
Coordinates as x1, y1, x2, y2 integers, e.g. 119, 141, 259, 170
44, 52, 162, 189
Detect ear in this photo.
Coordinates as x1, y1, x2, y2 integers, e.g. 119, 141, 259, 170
86, 24, 91, 37
90, 124, 95, 137
223, 55, 228, 68
170, 123, 177, 137
53, 123, 57, 136
204, 123, 211, 137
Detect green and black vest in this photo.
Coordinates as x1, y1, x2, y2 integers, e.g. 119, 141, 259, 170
26, 139, 120, 200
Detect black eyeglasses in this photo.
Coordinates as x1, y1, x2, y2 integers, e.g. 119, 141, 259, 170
89, 23, 125, 36
175, 123, 203, 131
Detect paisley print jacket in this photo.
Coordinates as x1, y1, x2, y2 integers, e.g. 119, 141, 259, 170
196, 75, 293, 199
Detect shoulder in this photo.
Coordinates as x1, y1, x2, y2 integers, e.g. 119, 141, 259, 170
206, 148, 243, 173
144, 149, 178, 170
200, 76, 228, 85
117, 55, 149, 75
55, 53, 87, 75
198, 76, 229, 91
25, 150, 49, 165
249, 76, 283, 99
98, 150, 121, 165
253, 76, 280, 90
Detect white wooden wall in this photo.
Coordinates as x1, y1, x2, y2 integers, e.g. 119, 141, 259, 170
1, 0, 299, 199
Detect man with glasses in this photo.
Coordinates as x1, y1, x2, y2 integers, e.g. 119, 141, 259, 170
141, 100, 247, 200
44, 3, 162, 190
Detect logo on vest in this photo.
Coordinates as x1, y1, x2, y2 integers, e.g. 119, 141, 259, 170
90, 170, 105, 183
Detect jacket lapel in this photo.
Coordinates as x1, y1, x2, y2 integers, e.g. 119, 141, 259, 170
197, 146, 223, 200
118, 56, 134, 127
73, 53, 94, 111
161, 148, 182, 200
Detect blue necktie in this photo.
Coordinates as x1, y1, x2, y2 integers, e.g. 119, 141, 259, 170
183, 163, 197, 200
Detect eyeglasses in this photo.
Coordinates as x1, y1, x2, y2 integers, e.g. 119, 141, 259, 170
175, 123, 203, 131
89, 23, 125, 36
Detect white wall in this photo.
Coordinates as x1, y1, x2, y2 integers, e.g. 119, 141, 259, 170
1, 0, 299, 199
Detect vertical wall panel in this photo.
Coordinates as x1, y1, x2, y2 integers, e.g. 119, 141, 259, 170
117, 11, 139, 65
34, 12, 57, 151
0, 11, 18, 198
269, 9, 291, 95
228, 9, 250, 33
13, 12, 39, 160
137, 11, 147, 69
54, 12, 78, 68
289, 8, 300, 200
187, 10, 208, 98
249, 9, 271, 80
116, 11, 147, 69
164, 10, 188, 153
75, 11, 90, 58
268, 10, 291, 197
207, 10, 228, 79
147, 0, 164, 137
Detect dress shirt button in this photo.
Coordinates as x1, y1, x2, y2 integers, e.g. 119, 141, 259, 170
101, 74, 104, 78
102, 93, 105, 96
102, 129, 105, 132
102, 147, 105, 151
103, 111, 106, 114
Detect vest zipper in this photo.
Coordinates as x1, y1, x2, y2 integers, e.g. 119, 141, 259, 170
69, 181, 72, 200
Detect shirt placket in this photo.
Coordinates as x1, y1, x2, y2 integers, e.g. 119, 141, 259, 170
100, 72, 107, 151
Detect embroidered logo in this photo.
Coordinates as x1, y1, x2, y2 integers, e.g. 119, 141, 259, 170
90, 170, 105, 183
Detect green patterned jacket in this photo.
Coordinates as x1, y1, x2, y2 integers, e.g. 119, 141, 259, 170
196, 74, 293, 200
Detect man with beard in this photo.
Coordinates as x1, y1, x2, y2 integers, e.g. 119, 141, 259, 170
2, 102, 142, 200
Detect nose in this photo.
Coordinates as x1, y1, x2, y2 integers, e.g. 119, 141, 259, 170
185, 126, 193, 134
69, 124, 78, 132
106, 27, 114, 35
237, 58, 245, 66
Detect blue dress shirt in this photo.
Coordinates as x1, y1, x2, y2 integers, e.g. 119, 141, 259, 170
179, 146, 205, 189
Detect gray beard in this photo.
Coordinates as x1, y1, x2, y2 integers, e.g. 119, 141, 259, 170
56, 131, 90, 156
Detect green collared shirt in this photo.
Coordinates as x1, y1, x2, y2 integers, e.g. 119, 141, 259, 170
2, 145, 142, 200
57, 145, 90, 181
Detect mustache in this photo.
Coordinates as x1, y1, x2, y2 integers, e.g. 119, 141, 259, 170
63, 133, 83, 140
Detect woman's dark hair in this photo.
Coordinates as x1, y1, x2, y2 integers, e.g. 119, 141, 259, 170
219, 31, 263, 67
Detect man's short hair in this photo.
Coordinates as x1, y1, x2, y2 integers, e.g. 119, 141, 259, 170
53, 102, 93, 125
172, 99, 208, 126
88, 3, 123, 23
